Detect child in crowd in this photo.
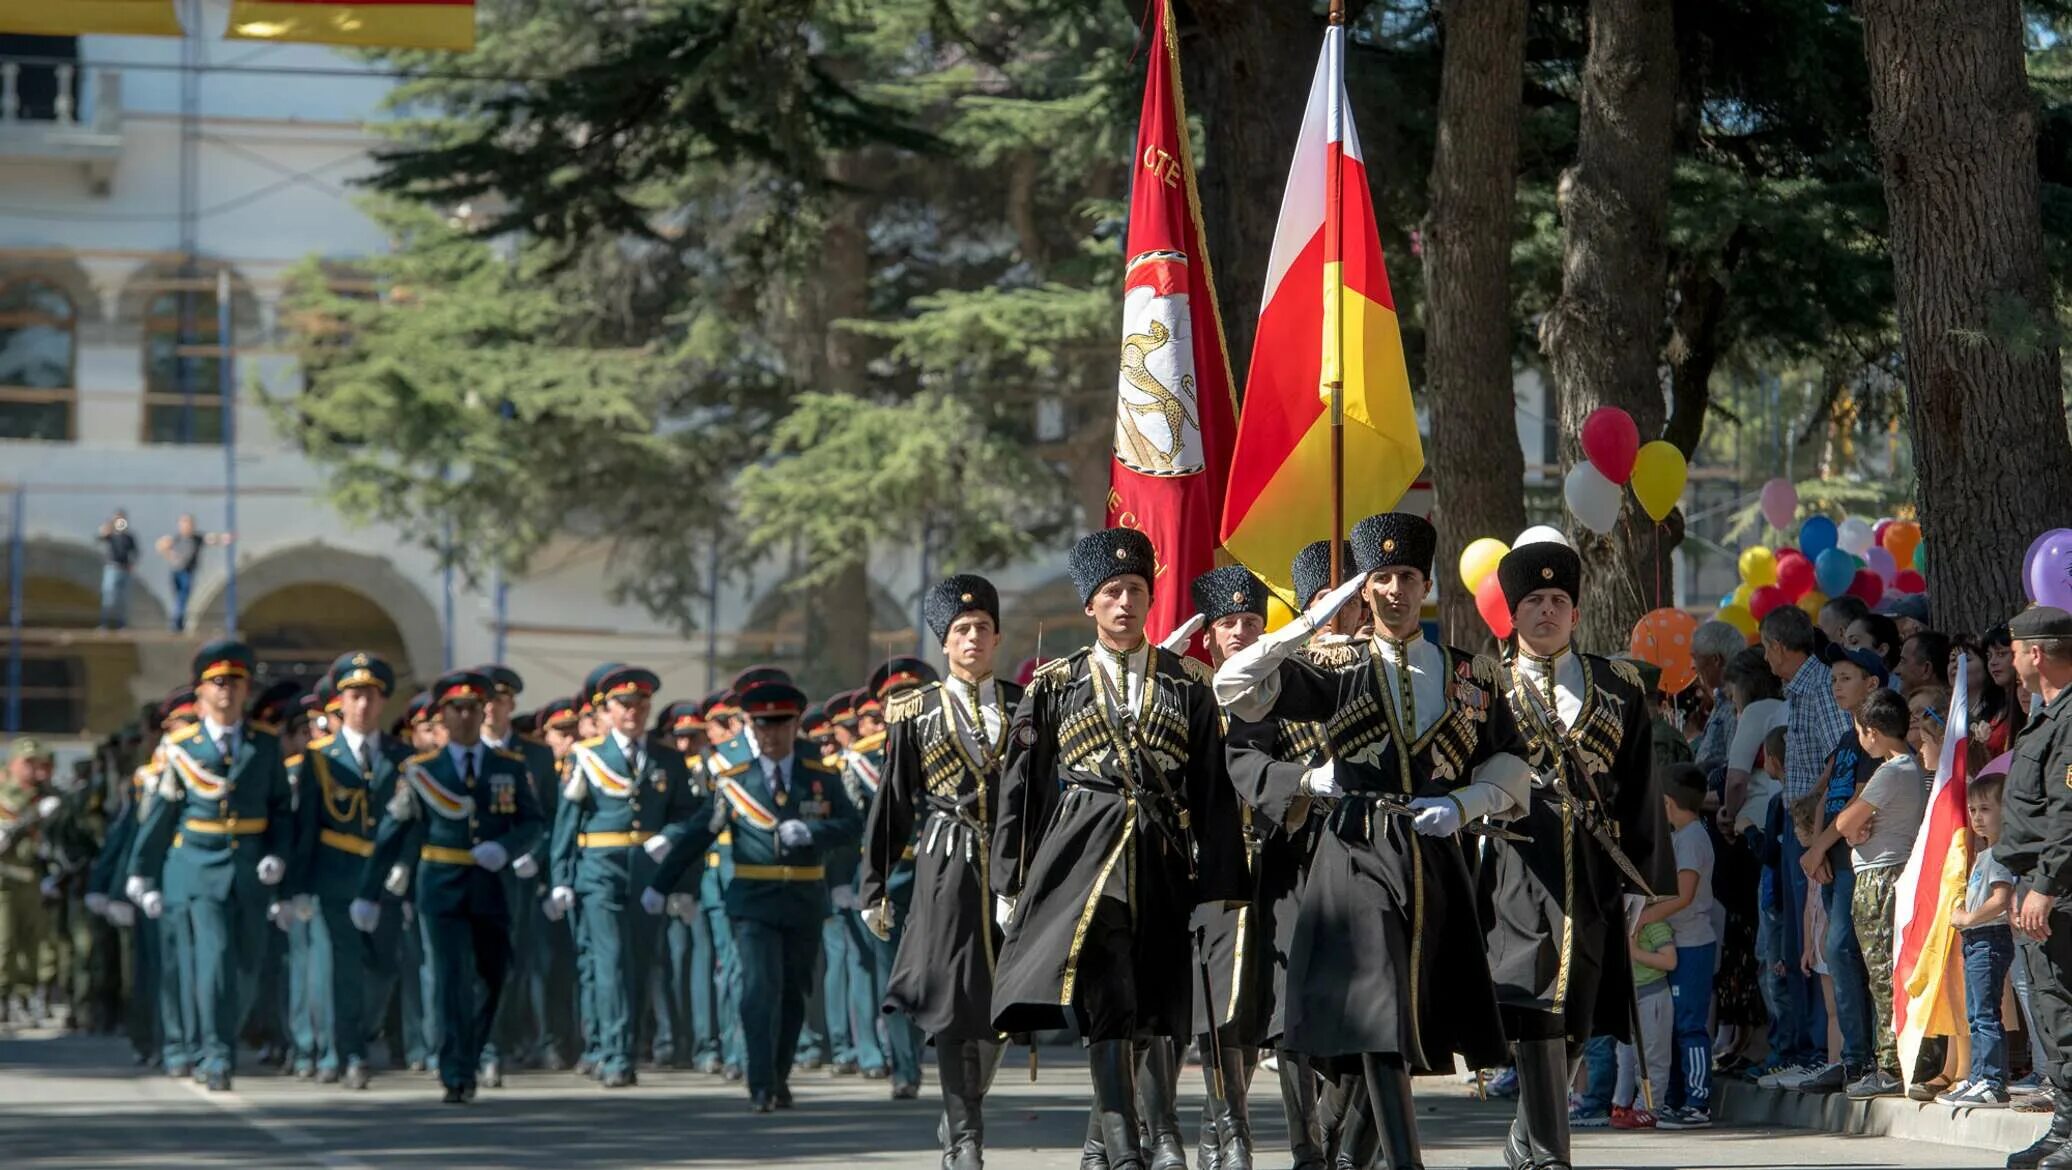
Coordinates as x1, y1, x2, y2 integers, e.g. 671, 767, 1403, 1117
1832, 688, 1927, 1099
1942, 771, 2015, 1107
1642, 764, 1717, 1129
1613, 919, 1678, 1129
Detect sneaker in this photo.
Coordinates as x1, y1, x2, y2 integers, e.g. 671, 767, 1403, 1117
1610, 1104, 1657, 1129
2011, 1074, 2048, 1098
1943, 1080, 2011, 1108
1656, 1105, 1713, 1130
1571, 1105, 1612, 1128
1906, 1079, 1948, 1102
1744, 1059, 1791, 1084
1845, 1069, 1903, 1099
1761, 1061, 1823, 1089
1797, 1062, 1848, 1093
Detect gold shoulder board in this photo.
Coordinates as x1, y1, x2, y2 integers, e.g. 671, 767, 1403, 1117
1607, 658, 1643, 690
885, 685, 930, 725
1304, 640, 1363, 671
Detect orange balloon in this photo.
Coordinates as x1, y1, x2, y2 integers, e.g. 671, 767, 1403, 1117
1883, 521, 1922, 569
1629, 607, 1699, 695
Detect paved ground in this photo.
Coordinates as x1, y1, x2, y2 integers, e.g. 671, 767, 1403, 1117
0, 1032, 2007, 1169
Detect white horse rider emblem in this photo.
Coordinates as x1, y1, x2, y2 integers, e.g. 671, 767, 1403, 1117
1114, 256, 1205, 478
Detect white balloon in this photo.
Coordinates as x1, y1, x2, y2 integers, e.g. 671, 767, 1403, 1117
1514, 524, 1570, 549
1563, 463, 1623, 534
1837, 517, 1875, 557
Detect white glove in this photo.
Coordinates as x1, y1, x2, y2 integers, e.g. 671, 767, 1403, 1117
348, 898, 381, 933
1159, 612, 1206, 655
1624, 893, 1648, 935
1301, 760, 1343, 799
470, 841, 508, 872
383, 865, 410, 896
269, 901, 292, 931
35, 794, 61, 819
39, 875, 59, 899
994, 895, 1015, 931
84, 891, 110, 916
124, 875, 153, 903
256, 855, 286, 886
777, 820, 812, 849
863, 900, 895, 942
1407, 797, 1463, 837
644, 835, 673, 862
0, 829, 11, 853
540, 894, 566, 922
550, 886, 576, 914
293, 894, 317, 922
830, 885, 858, 911
140, 891, 165, 920
512, 853, 539, 880
667, 892, 698, 923
106, 900, 136, 928
639, 887, 666, 915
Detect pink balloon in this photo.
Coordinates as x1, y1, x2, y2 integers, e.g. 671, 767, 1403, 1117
1847, 569, 1884, 607
1760, 478, 1798, 532
1580, 407, 1640, 485
1866, 546, 1898, 584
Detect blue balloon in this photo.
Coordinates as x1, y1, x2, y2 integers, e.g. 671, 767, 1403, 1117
1814, 547, 1858, 597
1798, 515, 1848, 559
1799, 515, 1838, 560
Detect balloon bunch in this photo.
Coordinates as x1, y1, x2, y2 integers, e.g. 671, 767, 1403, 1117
1721, 509, 1925, 636
2025, 528, 2072, 609
1565, 407, 1688, 533
1458, 525, 1571, 640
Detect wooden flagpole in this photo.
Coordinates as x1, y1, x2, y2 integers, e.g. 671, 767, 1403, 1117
1326, 0, 1347, 587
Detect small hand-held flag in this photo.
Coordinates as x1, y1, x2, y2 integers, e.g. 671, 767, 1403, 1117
1107, 0, 1237, 650
1219, 11, 1423, 602
1892, 666, 1976, 1085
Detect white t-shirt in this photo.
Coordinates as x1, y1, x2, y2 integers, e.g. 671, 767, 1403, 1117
1726, 698, 1787, 773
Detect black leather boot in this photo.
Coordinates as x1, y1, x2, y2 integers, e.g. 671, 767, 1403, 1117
1137, 1038, 1188, 1170
1278, 1051, 1326, 1170
1215, 1049, 1255, 1170
1092, 1039, 1146, 1170
1507, 1038, 1571, 1170
935, 1041, 982, 1170
1080, 1107, 1110, 1170
1361, 1055, 1424, 1170
1331, 1075, 1375, 1170
2021, 1086, 2072, 1170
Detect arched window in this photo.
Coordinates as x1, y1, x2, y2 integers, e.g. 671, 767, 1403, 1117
142, 280, 228, 444
0, 277, 76, 441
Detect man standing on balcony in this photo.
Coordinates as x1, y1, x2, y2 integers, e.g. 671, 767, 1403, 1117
156, 514, 233, 634
95, 509, 137, 630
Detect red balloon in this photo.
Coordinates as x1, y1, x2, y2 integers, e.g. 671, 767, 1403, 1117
1873, 518, 1894, 547
1775, 546, 1807, 566
1748, 585, 1788, 620
1476, 574, 1514, 640
1894, 569, 1926, 594
1775, 555, 1815, 601
1847, 569, 1884, 606
1580, 407, 1640, 485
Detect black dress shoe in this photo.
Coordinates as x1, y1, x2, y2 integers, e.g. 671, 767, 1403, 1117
602, 1070, 634, 1089
205, 1071, 232, 1092
442, 1086, 466, 1105
774, 1085, 794, 1109
750, 1091, 775, 1113
343, 1064, 370, 1091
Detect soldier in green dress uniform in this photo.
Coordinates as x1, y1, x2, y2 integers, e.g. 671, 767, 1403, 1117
351, 669, 545, 1104
648, 699, 714, 1070
249, 679, 313, 1077
695, 689, 749, 1080
288, 652, 410, 1090
531, 695, 586, 1071
477, 664, 562, 1082
647, 677, 864, 1112
123, 640, 295, 1091
546, 664, 707, 1088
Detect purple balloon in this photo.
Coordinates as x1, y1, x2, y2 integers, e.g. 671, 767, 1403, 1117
2025, 528, 2072, 603
1866, 546, 1897, 584
2029, 530, 2072, 610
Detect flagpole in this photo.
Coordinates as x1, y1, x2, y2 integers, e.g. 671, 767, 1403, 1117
1326, 0, 1347, 587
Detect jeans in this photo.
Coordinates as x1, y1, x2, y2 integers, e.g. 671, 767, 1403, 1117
1966, 925, 2015, 1085
170, 568, 194, 632
99, 564, 129, 629
1775, 822, 1829, 1066
1576, 1033, 1617, 1113
1669, 941, 1718, 1110
1819, 845, 1875, 1071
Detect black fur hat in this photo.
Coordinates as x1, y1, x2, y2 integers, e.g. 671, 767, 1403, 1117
1070, 528, 1158, 605
1290, 540, 1355, 607
1190, 565, 1269, 623
1497, 541, 1582, 611
924, 574, 1001, 644
1349, 513, 1436, 578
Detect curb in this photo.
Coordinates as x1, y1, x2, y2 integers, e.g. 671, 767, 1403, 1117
1716, 1079, 2048, 1153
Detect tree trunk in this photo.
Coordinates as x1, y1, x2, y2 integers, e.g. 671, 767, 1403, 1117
1857, 0, 2072, 636
1536, 0, 1677, 654
1661, 225, 1745, 457
1423, 0, 1529, 647
1180, 1, 1320, 375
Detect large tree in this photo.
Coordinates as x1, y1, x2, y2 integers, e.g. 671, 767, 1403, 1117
1857, 0, 2072, 635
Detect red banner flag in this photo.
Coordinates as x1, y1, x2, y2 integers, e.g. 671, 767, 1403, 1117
1109, 0, 1237, 649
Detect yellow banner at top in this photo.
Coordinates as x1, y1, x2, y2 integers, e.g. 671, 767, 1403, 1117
229, 0, 474, 51
0, 0, 184, 36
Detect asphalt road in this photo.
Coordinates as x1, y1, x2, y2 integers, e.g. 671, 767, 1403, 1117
0, 1032, 2008, 1169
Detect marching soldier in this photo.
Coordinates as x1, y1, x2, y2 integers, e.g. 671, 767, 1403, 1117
1483, 540, 1672, 1170
546, 664, 706, 1088
532, 695, 585, 1072
393, 689, 439, 1073
561, 662, 622, 1079
87, 714, 160, 1063
351, 669, 545, 1104
250, 679, 313, 1077
849, 657, 939, 1096
861, 574, 1019, 1170
136, 689, 199, 1075
1213, 514, 1532, 1170
828, 691, 859, 751
647, 676, 863, 1112
650, 699, 714, 1070
1, 738, 61, 1026
288, 652, 410, 1090
123, 640, 295, 1091
694, 689, 749, 1080
479, 664, 561, 1082
990, 528, 1250, 1170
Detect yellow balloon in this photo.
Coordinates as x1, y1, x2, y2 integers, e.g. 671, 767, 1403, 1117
1717, 604, 1757, 640
1739, 545, 1778, 587
1458, 537, 1510, 592
1731, 582, 1754, 610
1797, 590, 1828, 619
1630, 440, 1687, 522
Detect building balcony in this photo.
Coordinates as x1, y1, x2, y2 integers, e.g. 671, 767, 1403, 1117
0, 60, 121, 194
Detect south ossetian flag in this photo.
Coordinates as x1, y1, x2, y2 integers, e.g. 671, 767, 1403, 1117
1219, 20, 1423, 605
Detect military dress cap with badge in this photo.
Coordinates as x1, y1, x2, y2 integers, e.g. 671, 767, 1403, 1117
658, 700, 706, 742
249, 679, 307, 736
537, 697, 581, 734
926, 574, 1002, 644
827, 690, 859, 736
122, 636, 294, 1090
1070, 526, 1160, 604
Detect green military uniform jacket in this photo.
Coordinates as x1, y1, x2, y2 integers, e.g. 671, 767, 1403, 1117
360, 743, 544, 918
288, 732, 412, 904
651, 737, 862, 930
127, 722, 294, 903
548, 732, 707, 897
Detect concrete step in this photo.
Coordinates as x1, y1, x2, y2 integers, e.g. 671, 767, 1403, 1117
1716, 1078, 2049, 1153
